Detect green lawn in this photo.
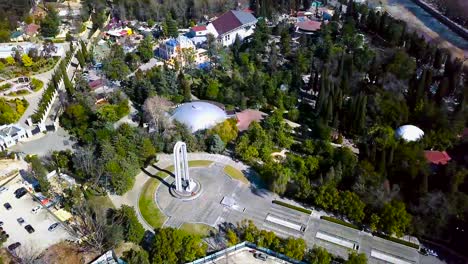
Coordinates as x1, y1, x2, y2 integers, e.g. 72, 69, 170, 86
223, 165, 249, 184
139, 160, 213, 229
180, 223, 216, 237
88, 194, 115, 216
139, 178, 167, 229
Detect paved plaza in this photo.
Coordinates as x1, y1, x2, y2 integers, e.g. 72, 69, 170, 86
110, 153, 447, 264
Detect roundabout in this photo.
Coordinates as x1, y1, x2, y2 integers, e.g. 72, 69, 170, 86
155, 161, 246, 227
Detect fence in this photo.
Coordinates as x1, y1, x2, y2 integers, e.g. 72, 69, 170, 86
187, 241, 307, 264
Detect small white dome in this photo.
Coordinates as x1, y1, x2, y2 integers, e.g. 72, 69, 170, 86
395, 125, 424, 142
171, 101, 227, 132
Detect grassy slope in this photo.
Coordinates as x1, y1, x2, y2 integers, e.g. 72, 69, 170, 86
223, 165, 249, 184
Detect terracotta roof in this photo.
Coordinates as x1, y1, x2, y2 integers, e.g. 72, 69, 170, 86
25, 23, 40, 36
424, 151, 451, 165
296, 20, 322, 32
89, 79, 104, 89
236, 109, 267, 131
211, 10, 256, 36
191, 25, 207, 32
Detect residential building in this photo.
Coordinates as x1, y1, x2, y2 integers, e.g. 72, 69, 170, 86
157, 36, 196, 66
206, 10, 257, 46
0, 124, 27, 150
424, 150, 452, 166
24, 23, 40, 38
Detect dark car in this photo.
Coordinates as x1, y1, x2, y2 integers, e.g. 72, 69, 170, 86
8, 242, 21, 251
14, 187, 27, 198
48, 222, 60, 232
17, 217, 25, 225
0, 221, 3, 227
3, 203, 12, 210
24, 225, 35, 234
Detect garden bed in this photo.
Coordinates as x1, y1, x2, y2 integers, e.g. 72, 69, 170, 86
320, 216, 360, 230
272, 200, 312, 214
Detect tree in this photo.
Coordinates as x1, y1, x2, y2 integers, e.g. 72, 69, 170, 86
21, 54, 33, 67
150, 228, 207, 264
143, 95, 173, 134
386, 49, 415, 80
138, 35, 154, 62
207, 134, 225, 154
226, 229, 239, 246
379, 200, 412, 237
103, 57, 130, 80
345, 252, 368, 264
308, 246, 331, 264
165, 14, 179, 38
40, 8, 60, 37
6, 56, 15, 65
205, 79, 219, 100
208, 119, 238, 143
339, 191, 365, 223
112, 205, 145, 243
283, 237, 307, 260
123, 249, 150, 264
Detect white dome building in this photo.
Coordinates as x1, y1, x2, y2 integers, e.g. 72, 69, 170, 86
171, 101, 227, 132
395, 125, 424, 142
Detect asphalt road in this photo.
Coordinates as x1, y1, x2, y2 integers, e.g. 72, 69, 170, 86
110, 153, 446, 264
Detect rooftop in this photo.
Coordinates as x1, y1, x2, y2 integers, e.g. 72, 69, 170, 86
236, 109, 267, 131
424, 151, 451, 165
191, 25, 207, 32
296, 20, 322, 32
211, 10, 257, 36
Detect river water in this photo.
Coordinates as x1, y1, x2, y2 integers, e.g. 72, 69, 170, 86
387, 0, 468, 50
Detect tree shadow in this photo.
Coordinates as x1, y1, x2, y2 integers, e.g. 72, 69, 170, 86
141, 167, 171, 188
151, 164, 175, 178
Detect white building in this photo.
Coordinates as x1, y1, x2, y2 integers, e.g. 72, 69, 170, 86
206, 10, 257, 46
0, 42, 64, 59
0, 124, 27, 150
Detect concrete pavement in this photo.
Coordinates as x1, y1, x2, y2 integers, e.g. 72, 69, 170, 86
109, 153, 446, 264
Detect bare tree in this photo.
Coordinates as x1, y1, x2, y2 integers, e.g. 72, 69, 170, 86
72, 202, 123, 253
16, 243, 41, 264
143, 95, 173, 135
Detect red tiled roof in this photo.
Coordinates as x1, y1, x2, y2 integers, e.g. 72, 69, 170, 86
25, 23, 40, 36
296, 20, 322, 32
89, 79, 104, 89
236, 109, 267, 131
191, 25, 207, 32
424, 151, 451, 165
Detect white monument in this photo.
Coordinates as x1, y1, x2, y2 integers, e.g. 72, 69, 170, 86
173, 141, 196, 192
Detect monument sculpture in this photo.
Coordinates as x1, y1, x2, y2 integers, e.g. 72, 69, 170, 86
173, 141, 196, 192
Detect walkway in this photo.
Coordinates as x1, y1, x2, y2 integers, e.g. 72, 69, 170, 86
108, 153, 254, 231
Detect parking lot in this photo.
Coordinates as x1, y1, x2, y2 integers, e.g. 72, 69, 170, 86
213, 249, 289, 264
0, 180, 72, 255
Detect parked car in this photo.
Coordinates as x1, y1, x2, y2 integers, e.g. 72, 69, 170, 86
31, 205, 42, 214
48, 222, 60, 232
0, 186, 8, 194
24, 225, 35, 234
3, 203, 12, 210
14, 187, 27, 198
254, 253, 268, 261
17, 217, 25, 225
0, 221, 3, 227
8, 242, 21, 251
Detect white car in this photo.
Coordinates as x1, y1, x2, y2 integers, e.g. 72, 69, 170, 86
31, 205, 42, 214
0, 186, 8, 194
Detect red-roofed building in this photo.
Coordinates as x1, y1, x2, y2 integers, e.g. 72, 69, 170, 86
296, 20, 322, 34
89, 79, 105, 90
206, 10, 257, 46
236, 109, 267, 131
424, 151, 451, 165
190, 25, 208, 37
25, 23, 40, 37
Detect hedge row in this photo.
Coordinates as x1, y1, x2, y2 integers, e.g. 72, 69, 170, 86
272, 200, 312, 214
320, 216, 360, 230
374, 233, 420, 249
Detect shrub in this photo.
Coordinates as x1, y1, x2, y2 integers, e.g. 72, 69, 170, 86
30, 78, 44, 91
374, 233, 419, 249
273, 200, 312, 214
320, 216, 360, 230
0, 83, 12, 91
